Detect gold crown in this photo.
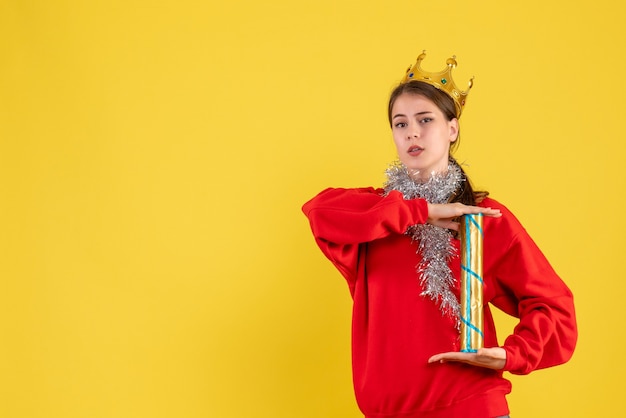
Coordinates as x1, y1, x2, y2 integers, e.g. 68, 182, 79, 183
402, 50, 474, 117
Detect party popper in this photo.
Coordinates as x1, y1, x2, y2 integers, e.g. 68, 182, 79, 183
459, 214, 484, 352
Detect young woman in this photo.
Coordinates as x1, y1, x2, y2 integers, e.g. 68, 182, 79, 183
302, 53, 577, 418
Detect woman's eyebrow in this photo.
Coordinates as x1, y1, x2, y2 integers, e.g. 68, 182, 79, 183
392, 111, 433, 120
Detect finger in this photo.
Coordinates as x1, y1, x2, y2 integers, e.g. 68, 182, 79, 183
429, 348, 505, 370
466, 206, 501, 217
479, 208, 502, 217
428, 352, 471, 363
428, 353, 448, 363
463, 210, 501, 218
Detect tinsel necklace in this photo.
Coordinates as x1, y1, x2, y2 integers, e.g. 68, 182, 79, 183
383, 159, 463, 325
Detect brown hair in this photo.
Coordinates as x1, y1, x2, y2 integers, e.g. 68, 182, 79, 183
387, 80, 488, 205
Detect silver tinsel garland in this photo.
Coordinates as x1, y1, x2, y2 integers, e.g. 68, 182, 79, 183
383, 160, 464, 325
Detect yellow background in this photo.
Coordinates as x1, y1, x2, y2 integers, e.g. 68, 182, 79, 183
1, 1, 623, 417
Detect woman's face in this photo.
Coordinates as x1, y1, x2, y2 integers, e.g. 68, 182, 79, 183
390, 93, 458, 180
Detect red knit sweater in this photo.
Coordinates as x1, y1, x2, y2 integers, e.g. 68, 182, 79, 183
302, 187, 577, 418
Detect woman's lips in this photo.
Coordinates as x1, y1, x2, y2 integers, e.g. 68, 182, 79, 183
407, 145, 424, 156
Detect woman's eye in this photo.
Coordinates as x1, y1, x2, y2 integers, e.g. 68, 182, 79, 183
395, 122, 407, 128
419, 117, 433, 124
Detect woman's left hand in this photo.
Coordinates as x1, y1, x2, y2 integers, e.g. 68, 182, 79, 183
428, 347, 506, 370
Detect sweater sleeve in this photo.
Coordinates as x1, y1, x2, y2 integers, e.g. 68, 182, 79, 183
486, 201, 578, 375
302, 187, 428, 290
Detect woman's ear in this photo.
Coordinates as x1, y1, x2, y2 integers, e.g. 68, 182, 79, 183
449, 118, 459, 143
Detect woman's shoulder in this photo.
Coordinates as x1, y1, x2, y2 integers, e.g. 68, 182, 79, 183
316, 186, 385, 196
479, 196, 511, 213
303, 186, 386, 212
479, 195, 500, 206
328, 186, 384, 193
478, 196, 526, 235
309, 186, 385, 199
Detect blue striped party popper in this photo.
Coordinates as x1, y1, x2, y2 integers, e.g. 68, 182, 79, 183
460, 213, 484, 353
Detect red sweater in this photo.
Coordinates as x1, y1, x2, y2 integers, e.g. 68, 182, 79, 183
302, 188, 577, 418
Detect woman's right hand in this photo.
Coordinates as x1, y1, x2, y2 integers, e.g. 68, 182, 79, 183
426, 203, 501, 231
